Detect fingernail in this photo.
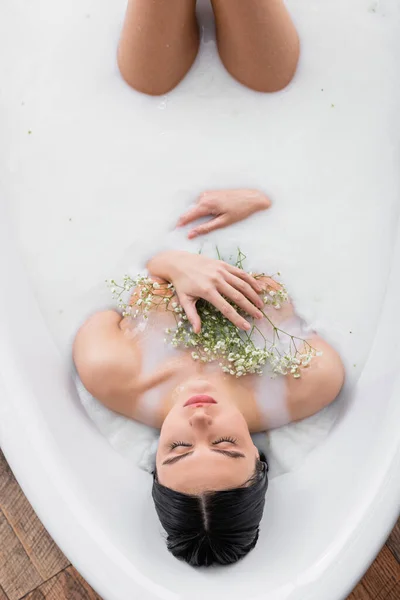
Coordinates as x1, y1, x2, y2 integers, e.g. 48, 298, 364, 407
243, 321, 251, 330
256, 310, 263, 319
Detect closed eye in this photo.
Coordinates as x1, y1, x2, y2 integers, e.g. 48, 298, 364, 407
212, 437, 237, 445
169, 441, 193, 450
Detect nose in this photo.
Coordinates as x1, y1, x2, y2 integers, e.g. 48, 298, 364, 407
189, 410, 212, 428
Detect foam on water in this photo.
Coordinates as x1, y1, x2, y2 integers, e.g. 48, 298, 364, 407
1, 0, 400, 474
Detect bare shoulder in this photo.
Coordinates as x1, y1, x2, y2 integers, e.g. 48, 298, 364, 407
73, 310, 141, 417
73, 310, 123, 370
286, 335, 345, 422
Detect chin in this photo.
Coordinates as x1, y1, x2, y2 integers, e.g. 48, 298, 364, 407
182, 378, 217, 394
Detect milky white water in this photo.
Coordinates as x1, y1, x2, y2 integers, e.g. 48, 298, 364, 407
1, 0, 400, 465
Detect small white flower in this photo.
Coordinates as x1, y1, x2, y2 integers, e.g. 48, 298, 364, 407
153, 282, 160, 289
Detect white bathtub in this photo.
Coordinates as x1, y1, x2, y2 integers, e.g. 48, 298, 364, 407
0, 199, 400, 600
1, 0, 400, 598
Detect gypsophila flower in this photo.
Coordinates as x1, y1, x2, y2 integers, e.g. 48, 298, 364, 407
107, 249, 320, 378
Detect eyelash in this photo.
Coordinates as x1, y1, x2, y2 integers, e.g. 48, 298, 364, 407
169, 437, 237, 450
212, 437, 238, 445
169, 441, 192, 450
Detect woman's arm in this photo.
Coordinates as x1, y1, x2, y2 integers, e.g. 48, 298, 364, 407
286, 335, 345, 422
255, 276, 345, 422
73, 310, 175, 426
177, 189, 271, 239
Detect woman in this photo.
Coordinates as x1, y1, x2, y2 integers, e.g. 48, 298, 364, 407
117, 0, 300, 94
73, 190, 344, 566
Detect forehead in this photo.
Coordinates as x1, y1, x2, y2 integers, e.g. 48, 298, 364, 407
157, 450, 254, 494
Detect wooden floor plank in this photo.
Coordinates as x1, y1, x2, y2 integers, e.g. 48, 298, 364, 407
346, 582, 372, 600
21, 566, 102, 600
0, 585, 10, 600
0, 451, 69, 580
356, 545, 400, 600
384, 580, 400, 600
387, 519, 400, 564
0, 509, 42, 600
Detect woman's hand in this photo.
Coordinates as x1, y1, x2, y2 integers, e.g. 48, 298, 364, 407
177, 189, 271, 239
147, 250, 265, 333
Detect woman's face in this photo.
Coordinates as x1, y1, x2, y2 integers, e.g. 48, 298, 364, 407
156, 378, 259, 494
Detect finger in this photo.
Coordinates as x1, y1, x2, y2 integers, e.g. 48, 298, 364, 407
257, 276, 282, 292
188, 215, 228, 239
218, 281, 263, 320
206, 290, 252, 331
178, 294, 201, 334
177, 204, 210, 228
226, 265, 264, 293
225, 273, 264, 310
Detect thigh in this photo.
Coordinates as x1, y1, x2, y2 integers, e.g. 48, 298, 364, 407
118, 0, 199, 95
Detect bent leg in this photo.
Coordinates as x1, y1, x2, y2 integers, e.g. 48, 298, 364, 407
117, 0, 199, 95
211, 0, 300, 92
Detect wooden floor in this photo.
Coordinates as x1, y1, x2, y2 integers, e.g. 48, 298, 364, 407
0, 450, 399, 600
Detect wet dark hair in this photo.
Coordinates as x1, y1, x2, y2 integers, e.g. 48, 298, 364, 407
152, 454, 268, 567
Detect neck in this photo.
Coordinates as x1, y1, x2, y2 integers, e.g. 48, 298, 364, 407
162, 365, 261, 429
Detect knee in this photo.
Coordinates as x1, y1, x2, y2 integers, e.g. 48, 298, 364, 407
231, 45, 300, 94
117, 30, 200, 96
117, 58, 194, 96
117, 52, 171, 96
266, 45, 300, 93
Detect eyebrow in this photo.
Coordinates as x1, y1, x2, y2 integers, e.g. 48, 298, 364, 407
162, 451, 194, 466
162, 449, 245, 466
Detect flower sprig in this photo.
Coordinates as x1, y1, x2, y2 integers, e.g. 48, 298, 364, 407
107, 250, 320, 378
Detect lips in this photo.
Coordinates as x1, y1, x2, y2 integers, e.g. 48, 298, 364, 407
184, 395, 217, 407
